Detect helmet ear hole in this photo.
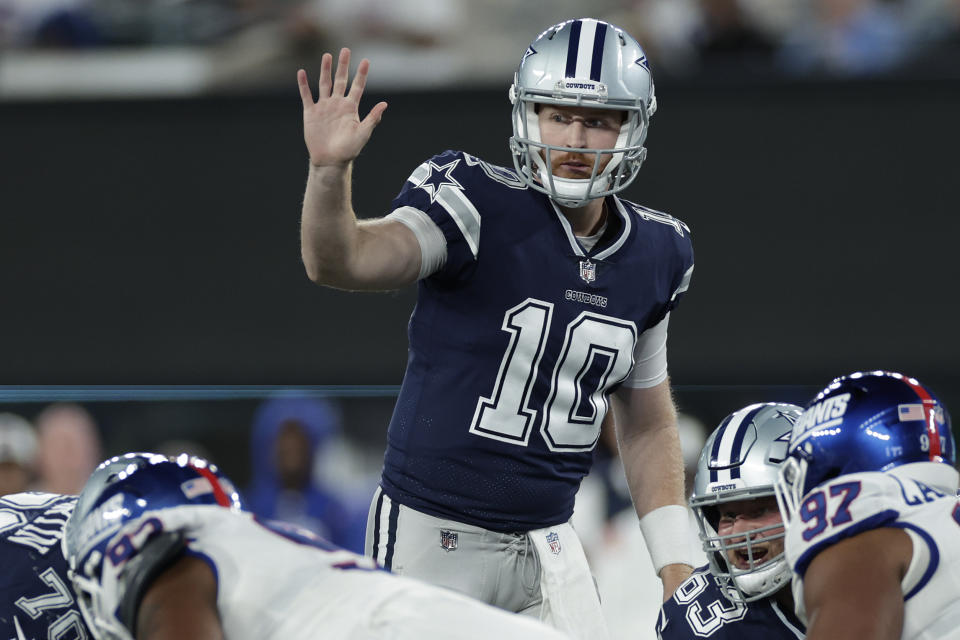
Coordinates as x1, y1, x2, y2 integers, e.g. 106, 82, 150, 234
702, 505, 720, 532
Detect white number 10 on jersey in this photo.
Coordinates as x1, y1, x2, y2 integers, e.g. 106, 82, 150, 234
469, 297, 637, 452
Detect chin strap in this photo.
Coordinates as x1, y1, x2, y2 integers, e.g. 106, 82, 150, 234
118, 532, 187, 635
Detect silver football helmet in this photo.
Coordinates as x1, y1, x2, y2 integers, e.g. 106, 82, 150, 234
509, 18, 657, 207
690, 402, 802, 603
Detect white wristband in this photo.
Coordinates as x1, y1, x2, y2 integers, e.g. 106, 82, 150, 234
638, 504, 695, 575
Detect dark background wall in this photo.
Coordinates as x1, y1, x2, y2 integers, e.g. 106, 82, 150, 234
2, 77, 958, 414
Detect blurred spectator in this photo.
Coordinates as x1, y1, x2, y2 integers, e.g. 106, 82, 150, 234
694, 0, 776, 72
0, 0, 100, 48
779, 0, 910, 75
302, 0, 464, 48
0, 413, 37, 496
246, 394, 366, 553
604, 0, 704, 75
33, 403, 102, 495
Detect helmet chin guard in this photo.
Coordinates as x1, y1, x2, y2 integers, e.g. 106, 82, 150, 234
508, 19, 656, 207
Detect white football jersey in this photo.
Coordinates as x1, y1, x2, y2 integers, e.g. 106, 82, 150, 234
111, 505, 568, 640
784, 463, 960, 640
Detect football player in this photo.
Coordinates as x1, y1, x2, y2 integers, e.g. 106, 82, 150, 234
0, 492, 91, 640
658, 403, 806, 639
297, 18, 695, 638
775, 371, 960, 640
63, 453, 570, 640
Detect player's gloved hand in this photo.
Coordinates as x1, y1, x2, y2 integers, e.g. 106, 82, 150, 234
298, 47, 388, 168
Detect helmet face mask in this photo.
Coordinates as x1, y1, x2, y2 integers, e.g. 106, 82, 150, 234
690, 403, 803, 603
509, 19, 656, 208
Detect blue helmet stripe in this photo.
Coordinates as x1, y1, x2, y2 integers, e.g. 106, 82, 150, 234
709, 414, 734, 483
729, 405, 765, 479
565, 20, 582, 78
589, 22, 607, 81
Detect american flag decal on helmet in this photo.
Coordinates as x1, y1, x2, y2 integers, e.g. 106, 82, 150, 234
564, 19, 608, 82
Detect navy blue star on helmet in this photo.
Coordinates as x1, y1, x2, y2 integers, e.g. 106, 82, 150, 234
635, 54, 649, 71
415, 159, 464, 203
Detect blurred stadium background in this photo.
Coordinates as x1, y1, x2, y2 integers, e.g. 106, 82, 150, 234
0, 0, 958, 633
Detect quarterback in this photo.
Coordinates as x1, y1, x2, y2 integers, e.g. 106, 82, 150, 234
775, 371, 960, 640
298, 18, 695, 637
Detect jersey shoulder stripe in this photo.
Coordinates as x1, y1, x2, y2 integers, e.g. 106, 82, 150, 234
400, 150, 502, 259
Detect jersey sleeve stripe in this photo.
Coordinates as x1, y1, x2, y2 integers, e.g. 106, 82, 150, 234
386, 206, 448, 279
895, 522, 940, 601
407, 162, 431, 185
436, 187, 481, 259
792, 509, 899, 578
670, 264, 694, 302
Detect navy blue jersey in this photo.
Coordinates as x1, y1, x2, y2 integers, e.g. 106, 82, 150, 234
657, 565, 804, 640
380, 150, 694, 531
0, 493, 89, 640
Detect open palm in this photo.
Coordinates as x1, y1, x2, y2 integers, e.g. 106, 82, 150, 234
298, 48, 388, 168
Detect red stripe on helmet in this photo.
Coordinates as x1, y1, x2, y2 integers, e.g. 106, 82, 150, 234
902, 377, 941, 461
192, 465, 232, 507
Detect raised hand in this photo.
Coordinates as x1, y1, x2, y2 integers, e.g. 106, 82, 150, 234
298, 48, 388, 168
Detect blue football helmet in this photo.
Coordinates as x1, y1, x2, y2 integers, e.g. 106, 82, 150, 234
509, 18, 656, 207
776, 371, 955, 523
691, 403, 802, 603
63, 453, 244, 640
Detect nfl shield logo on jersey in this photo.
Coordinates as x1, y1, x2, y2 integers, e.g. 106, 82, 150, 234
579, 260, 596, 283
545, 531, 561, 555
440, 529, 458, 552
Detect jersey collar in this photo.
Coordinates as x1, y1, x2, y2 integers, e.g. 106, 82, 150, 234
549, 195, 632, 259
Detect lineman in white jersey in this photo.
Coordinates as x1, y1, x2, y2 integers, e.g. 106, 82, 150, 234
775, 370, 960, 640
64, 453, 569, 640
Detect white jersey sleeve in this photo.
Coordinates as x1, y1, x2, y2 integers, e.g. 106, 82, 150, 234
386, 206, 448, 279
784, 470, 902, 581
620, 312, 669, 388
786, 463, 960, 639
